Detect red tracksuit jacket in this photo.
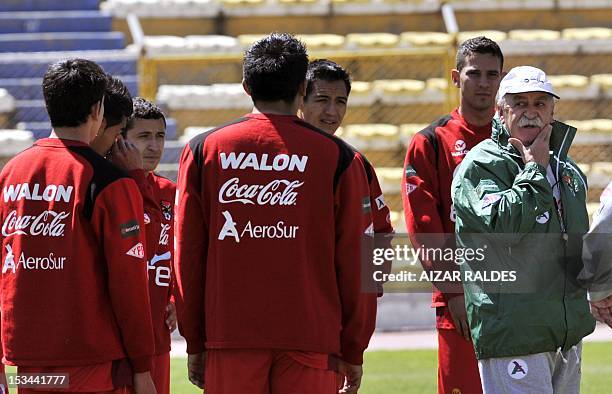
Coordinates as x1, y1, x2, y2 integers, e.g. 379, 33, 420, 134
402, 109, 491, 329
147, 173, 176, 355
175, 113, 377, 365
0, 138, 154, 371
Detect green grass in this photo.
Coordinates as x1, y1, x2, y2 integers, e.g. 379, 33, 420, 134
170, 342, 612, 393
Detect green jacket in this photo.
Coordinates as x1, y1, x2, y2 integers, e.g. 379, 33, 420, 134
451, 118, 595, 359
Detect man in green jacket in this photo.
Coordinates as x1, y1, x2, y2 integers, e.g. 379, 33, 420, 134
452, 66, 595, 393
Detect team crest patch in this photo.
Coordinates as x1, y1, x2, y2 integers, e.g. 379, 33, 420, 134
362, 197, 372, 213
144, 213, 151, 225
451, 389, 462, 394
475, 179, 499, 198
405, 165, 417, 178
508, 359, 528, 380
405, 183, 417, 195
481, 193, 502, 209
120, 220, 140, 239
161, 200, 172, 221
126, 242, 145, 259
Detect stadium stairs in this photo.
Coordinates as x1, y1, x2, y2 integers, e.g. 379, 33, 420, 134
0, 0, 182, 140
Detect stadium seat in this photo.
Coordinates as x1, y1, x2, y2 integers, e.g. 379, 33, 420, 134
547, 75, 597, 101
297, 34, 345, 50
508, 29, 561, 41
399, 123, 427, 147
181, 126, 214, 143
374, 79, 428, 105
101, 0, 220, 18
376, 167, 403, 194
0, 129, 34, 156
592, 74, 612, 98
0, 32, 125, 52
15, 122, 51, 139
0, 11, 112, 34
237, 34, 267, 48
0, 0, 100, 12
346, 33, 400, 49
343, 124, 400, 151
399, 32, 452, 47
389, 210, 407, 234
348, 81, 377, 106
562, 27, 612, 40
457, 30, 507, 43
156, 84, 251, 110
0, 88, 15, 113
569, 119, 612, 134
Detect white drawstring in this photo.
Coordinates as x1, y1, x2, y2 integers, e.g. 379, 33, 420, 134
572, 345, 580, 365
557, 347, 568, 364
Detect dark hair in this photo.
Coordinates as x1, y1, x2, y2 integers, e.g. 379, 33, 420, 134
42, 58, 107, 128
243, 32, 309, 103
305, 59, 352, 100
104, 75, 133, 128
456, 36, 504, 72
123, 97, 166, 136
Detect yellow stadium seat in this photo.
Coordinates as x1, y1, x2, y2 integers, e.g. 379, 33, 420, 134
592, 74, 612, 89
576, 119, 612, 134
548, 75, 589, 89
374, 79, 426, 95
344, 124, 400, 150
591, 162, 612, 176
562, 27, 612, 40
458, 30, 507, 44
331, 0, 370, 3
399, 123, 428, 147
399, 32, 453, 47
348, 81, 377, 106
425, 78, 448, 91
279, 0, 319, 3
346, 33, 400, 48
220, 0, 264, 5
237, 34, 267, 47
508, 29, 561, 41
576, 162, 591, 175
376, 167, 404, 194
297, 34, 345, 50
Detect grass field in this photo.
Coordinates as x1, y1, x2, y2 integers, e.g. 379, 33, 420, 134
170, 341, 612, 393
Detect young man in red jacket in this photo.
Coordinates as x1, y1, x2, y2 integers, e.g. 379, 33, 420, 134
301, 59, 394, 242
122, 97, 177, 394
402, 37, 504, 394
0, 59, 155, 393
91, 76, 163, 262
175, 33, 377, 394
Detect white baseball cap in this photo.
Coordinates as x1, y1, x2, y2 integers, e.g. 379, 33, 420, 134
497, 66, 560, 100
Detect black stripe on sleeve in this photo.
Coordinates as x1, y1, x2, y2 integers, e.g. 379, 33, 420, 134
293, 119, 356, 191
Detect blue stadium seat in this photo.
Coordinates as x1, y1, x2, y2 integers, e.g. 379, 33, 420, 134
17, 122, 51, 139
0, 75, 138, 101
0, 57, 138, 79
14, 100, 47, 123
160, 141, 184, 164
0, 0, 100, 12
0, 32, 125, 52
0, 11, 112, 34
165, 118, 178, 140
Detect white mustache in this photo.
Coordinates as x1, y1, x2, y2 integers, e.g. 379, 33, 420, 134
518, 116, 544, 128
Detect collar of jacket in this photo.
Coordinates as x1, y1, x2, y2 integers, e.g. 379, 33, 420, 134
491, 115, 576, 166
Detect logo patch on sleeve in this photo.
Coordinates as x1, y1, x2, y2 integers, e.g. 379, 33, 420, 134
362, 197, 372, 213
375, 195, 386, 210
120, 220, 141, 238
143, 213, 151, 225
481, 193, 502, 209
405, 183, 417, 195
405, 165, 417, 178
126, 242, 145, 259
161, 200, 173, 221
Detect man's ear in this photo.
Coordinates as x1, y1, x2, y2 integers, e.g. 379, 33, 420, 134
297, 79, 307, 97
242, 80, 251, 97
451, 69, 460, 88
